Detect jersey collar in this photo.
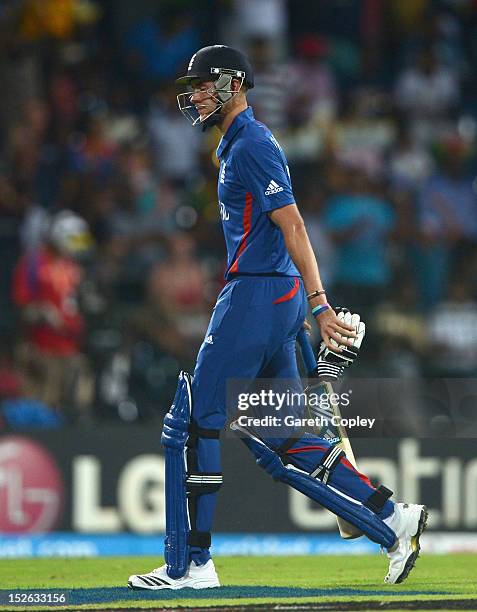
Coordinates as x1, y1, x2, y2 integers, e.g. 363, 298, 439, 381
216, 107, 254, 159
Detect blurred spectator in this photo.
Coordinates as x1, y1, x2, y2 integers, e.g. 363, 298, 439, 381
394, 47, 459, 119
426, 276, 477, 377
49, 65, 79, 130
102, 146, 174, 267
145, 232, 210, 344
332, 88, 395, 180
7, 98, 51, 188
419, 136, 477, 246
125, 233, 210, 418
322, 164, 395, 315
126, 279, 194, 418
103, 84, 141, 145
232, 0, 287, 46
394, 47, 460, 143
371, 274, 430, 435
67, 112, 117, 180
130, 261, 196, 365
12, 210, 94, 417
0, 338, 64, 430
416, 135, 477, 305
148, 82, 201, 186
288, 35, 337, 128
0, 175, 30, 337
0, 340, 22, 403
19, 201, 50, 251
246, 36, 289, 133
373, 275, 426, 374
123, 9, 200, 85
7, 97, 68, 210
388, 118, 434, 192
114, 145, 160, 220
19, 0, 99, 41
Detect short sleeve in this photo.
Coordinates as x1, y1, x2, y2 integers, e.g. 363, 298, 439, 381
234, 138, 295, 213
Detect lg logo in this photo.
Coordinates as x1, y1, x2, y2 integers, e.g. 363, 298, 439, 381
0, 436, 64, 533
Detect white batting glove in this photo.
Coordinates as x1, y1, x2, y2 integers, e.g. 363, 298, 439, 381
316, 308, 366, 380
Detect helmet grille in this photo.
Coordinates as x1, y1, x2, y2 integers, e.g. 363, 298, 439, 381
210, 67, 245, 79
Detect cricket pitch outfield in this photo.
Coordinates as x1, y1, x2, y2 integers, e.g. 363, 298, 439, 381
0, 554, 476, 611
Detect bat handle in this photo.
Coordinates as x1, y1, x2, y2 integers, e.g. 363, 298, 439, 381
297, 328, 318, 377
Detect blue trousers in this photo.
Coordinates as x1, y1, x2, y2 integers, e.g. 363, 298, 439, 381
188, 276, 393, 564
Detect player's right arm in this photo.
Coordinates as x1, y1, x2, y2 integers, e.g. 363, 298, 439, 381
234, 136, 355, 348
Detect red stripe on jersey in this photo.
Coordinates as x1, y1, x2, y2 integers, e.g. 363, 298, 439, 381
229, 192, 253, 274
273, 276, 300, 304
286, 445, 328, 454
341, 457, 372, 487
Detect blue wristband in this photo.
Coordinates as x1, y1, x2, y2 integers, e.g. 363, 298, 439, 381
312, 303, 330, 317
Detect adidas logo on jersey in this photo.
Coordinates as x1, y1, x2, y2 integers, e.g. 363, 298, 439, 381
205, 334, 214, 344
265, 180, 284, 195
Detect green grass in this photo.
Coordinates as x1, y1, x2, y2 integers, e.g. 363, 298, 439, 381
0, 555, 475, 610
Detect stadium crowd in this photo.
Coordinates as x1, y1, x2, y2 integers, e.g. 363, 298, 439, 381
0, 0, 476, 430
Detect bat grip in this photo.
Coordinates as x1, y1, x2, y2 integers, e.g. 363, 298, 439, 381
297, 328, 318, 377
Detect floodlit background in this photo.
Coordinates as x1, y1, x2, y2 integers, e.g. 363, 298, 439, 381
0, 0, 476, 552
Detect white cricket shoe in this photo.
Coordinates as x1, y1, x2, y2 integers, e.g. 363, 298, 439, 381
128, 559, 220, 590
384, 503, 428, 584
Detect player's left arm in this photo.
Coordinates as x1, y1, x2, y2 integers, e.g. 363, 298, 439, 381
269, 203, 355, 349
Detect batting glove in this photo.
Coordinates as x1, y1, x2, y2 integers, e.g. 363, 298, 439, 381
316, 308, 366, 380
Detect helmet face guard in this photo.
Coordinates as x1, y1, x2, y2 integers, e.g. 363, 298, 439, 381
177, 68, 245, 128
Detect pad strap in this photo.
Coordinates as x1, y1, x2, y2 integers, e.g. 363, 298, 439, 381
188, 421, 221, 439
186, 471, 223, 494
310, 445, 345, 484
276, 427, 306, 457
364, 485, 393, 513
188, 530, 211, 548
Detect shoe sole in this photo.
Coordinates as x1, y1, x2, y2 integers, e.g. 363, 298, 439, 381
395, 505, 428, 584
127, 579, 220, 591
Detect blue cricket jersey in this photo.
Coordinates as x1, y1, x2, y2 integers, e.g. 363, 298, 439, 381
216, 107, 299, 280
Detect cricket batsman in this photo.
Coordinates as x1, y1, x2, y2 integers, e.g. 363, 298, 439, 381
128, 45, 427, 590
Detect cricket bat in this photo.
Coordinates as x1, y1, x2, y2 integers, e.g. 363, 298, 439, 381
297, 329, 363, 539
